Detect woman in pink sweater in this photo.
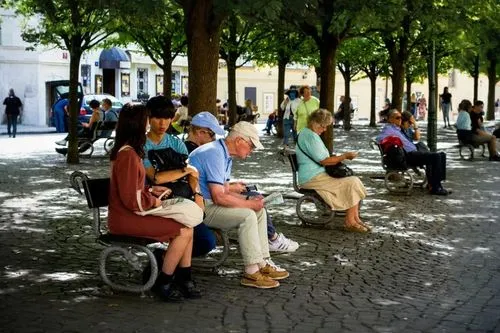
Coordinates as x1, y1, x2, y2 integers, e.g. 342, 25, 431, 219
108, 103, 203, 302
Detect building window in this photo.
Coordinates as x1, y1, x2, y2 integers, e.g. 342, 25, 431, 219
171, 72, 177, 95
95, 75, 103, 94
121, 73, 130, 97
156, 75, 163, 95
81, 64, 91, 94
137, 68, 148, 94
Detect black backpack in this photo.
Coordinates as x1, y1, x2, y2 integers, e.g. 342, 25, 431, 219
383, 145, 407, 170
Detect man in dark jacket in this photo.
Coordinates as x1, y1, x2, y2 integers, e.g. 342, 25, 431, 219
3, 88, 22, 138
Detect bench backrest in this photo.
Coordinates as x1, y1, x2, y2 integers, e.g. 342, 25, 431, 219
82, 178, 110, 208
286, 152, 302, 192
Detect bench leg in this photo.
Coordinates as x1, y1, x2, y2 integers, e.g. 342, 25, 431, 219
99, 244, 158, 293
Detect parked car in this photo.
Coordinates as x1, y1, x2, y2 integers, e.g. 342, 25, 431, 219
79, 94, 123, 123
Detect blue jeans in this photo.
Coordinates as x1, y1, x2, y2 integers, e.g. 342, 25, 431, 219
442, 103, 451, 125
192, 223, 216, 257
283, 118, 297, 145
265, 118, 275, 134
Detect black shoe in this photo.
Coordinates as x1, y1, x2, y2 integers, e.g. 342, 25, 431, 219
176, 280, 202, 299
431, 187, 450, 196
489, 155, 500, 161
157, 282, 184, 302
55, 147, 68, 156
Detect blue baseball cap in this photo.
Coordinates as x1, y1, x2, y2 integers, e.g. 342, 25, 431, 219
191, 111, 225, 136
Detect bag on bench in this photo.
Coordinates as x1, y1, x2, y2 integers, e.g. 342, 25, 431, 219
380, 136, 407, 170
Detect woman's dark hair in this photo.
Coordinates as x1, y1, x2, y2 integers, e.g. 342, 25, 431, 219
146, 95, 176, 119
180, 95, 188, 106
89, 99, 100, 109
110, 103, 149, 161
401, 110, 413, 123
459, 99, 472, 112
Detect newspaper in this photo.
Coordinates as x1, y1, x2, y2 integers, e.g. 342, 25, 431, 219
263, 192, 284, 206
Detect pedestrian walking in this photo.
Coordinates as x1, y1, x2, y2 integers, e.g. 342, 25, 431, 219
440, 87, 452, 128
3, 88, 23, 138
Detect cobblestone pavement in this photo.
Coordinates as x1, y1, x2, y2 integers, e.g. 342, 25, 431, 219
0, 125, 499, 333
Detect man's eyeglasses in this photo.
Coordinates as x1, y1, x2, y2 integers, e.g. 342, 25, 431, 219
392, 116, 402, 120
240, 138, 255, 151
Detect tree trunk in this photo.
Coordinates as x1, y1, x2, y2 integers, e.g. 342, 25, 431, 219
66, 46, 82, 164
183, 0, 222, 116
405, 76, 412, 113
473, 55, 479, 102
391, 60, 405, 111
486, 54, 497, 120
227, 59, 238, 126
318, 43, 337, 153
369, 74, 377, 127
426, 56, 437, 152
276, 57, 287, 138
342, 70, 351, 131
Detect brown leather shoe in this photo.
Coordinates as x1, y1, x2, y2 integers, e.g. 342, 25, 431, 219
260, 263, 290, 280
241, 271, 279, 289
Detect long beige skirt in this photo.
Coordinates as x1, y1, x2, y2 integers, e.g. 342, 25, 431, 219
301, 172, 367, 211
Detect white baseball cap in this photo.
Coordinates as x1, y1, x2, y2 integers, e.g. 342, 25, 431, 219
230, 122, 264, 149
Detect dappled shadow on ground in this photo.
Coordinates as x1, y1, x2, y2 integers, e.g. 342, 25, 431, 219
0, 126, 499, 332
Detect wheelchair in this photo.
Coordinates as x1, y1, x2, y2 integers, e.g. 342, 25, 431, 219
69, 171, 228, 294
370, 139, 427, 195
283, 151, 351, 226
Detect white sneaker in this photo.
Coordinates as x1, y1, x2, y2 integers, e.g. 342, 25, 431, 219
55, 139, 68, 146
268, 233, 299, 252
265, 258, 287, 273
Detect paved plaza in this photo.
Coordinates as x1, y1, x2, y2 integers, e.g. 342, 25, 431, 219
0, 124, 499, 333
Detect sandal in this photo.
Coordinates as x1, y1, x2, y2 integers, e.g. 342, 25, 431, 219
357, 221, 372, 231
343, 223, 368, 233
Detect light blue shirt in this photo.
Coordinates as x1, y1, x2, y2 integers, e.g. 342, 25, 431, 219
296, 128, 329, 185
456, 110, 472, 130
189, 139, 232, 200
143, 134, 188, 169
104, 109, 119, 122
376, 124, 416, 152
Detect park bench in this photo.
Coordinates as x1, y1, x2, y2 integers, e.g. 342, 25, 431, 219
457, 140, 486, 161
55, 121, 116, 158
69, 171, 229, 294
282, 150, 349, 226
370, 139, 427, 195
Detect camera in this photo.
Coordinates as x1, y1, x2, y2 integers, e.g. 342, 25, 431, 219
245, 184, 258, 192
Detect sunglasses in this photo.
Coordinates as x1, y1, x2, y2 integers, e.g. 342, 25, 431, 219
392, 116, 402, 120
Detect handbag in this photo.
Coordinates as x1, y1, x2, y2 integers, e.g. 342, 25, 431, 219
135, 197, 202, 228
325, 163, 354, 178
296, 135, 354, 178
148, 148, 188, 172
